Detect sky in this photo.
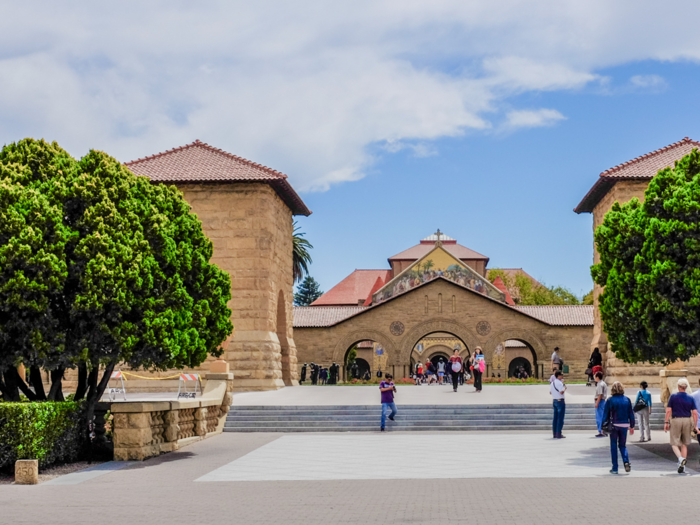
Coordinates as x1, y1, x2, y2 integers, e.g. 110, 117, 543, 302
3, 1, 700, 298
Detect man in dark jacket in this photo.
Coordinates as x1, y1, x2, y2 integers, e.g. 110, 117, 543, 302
300, 363, 307, 385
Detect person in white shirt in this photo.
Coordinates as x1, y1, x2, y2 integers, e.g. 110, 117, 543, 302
550, 370, 567, 439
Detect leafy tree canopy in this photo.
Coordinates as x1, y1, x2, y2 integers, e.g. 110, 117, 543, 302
0, 139, 233, 404
592, 148, 700, 364
487, 269, 581, 305
294, 275, 324, 306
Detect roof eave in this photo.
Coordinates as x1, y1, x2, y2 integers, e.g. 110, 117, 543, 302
574, 177, 617, 214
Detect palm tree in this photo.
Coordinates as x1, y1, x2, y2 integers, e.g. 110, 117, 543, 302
293, 221, 313, 283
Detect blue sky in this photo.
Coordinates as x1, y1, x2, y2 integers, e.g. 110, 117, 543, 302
2, 2, 700, 298
298, 60, 700, 297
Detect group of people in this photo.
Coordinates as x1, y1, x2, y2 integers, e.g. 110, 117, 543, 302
412, 348, 486, 392
551, 369, 700, 475
299, 362, 340, 385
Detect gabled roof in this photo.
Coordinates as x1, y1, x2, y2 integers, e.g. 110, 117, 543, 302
310, 269, 391, 306
374, 245, 505, 304
575, 137, 700, 214
492, 276, 515, 306
389, 236, 488, 261
125, 140, 311, 216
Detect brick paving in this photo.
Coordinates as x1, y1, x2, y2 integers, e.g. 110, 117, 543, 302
1, 430, 699, 525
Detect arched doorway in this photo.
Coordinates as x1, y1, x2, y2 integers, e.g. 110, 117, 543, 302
410, 331, 469, 383
341, 339, 388, 382
508, 356, 533, 378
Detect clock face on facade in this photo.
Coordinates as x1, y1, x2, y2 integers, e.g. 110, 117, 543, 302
476, 320, 491, 336
390, 321, 405, 336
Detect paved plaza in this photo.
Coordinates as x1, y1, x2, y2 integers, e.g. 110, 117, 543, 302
2, 425, 699, 525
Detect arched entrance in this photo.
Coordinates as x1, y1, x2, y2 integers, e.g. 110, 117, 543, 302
410, 331, 469, 384
341, 338, 389, 382
508, 356, 533, 378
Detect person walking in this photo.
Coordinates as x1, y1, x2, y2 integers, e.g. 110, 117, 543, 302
594, 372, 608, 437
664, 378, 698, 473
437, 358, 446, 385
634, 381, 652, 442
300, 363, 307, 385
602, 381, 635, 474
550, 370, 566, 439
472, 348, 484, 393
379, 373, 397, 432
449, 349, 463, 392
415, 362, 424, 385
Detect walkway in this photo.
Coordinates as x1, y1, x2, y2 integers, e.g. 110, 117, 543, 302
231, 383, 662, 406
1, 429, 697, 525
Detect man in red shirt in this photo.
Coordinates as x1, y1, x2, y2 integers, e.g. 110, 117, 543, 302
449, 349, 463, 392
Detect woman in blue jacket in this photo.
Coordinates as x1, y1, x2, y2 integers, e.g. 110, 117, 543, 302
602, 381, 636, 474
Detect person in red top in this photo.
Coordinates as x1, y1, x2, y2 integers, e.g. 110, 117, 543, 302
449, 349, 463, 392
415, 363, 424, 385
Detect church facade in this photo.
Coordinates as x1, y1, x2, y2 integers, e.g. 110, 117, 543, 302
294, 234, 593, 380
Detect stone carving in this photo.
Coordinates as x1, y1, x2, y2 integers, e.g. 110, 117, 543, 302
390, 321, 405, 336
476, 321, 491, 336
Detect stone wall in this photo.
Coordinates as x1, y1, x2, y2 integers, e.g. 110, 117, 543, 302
295, 279, 593, 381
111, 372, 234, 461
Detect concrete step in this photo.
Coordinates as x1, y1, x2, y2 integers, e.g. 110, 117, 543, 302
225, 404, 666, 432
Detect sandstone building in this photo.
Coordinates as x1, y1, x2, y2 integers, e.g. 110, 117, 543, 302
575, 137, 700, 385
294, 233, 593, 380
126, 140, 311, 391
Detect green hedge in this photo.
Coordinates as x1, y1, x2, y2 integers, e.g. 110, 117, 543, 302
0, 401, 86, 470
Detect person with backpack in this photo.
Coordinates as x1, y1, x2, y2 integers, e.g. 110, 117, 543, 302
426, 360, 437, 384
449, 349, 463, 392
602, 381, 635, 474
634, 381, 652, 442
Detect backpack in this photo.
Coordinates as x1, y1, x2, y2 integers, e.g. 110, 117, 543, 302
451, 360, 462, 372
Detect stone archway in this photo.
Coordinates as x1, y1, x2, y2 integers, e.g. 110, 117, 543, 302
332, 329, 397, 367
484, 328, 547, 378
399, 318, 480, 365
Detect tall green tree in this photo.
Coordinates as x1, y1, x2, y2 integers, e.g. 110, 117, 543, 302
0, 139, 233, 418
592, 148, 700, 364
294, 276, 324, 306
292, 221, 313, 283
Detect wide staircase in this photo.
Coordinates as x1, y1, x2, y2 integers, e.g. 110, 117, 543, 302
225, 404, 666, 432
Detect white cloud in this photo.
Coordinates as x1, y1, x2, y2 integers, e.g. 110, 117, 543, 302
629, 74, 668, 92
503, 109, 566, 130
0, 1, 698, 191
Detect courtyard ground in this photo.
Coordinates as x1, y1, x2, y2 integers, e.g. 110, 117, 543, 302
1, 385, 694, 525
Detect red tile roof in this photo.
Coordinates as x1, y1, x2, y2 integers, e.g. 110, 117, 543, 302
492, 276, 515, 306
293, 306, 369, 327
513, 305, 593, 326
363, 276, 385, 307
310, 269, 392, 306
293, 304, 593, 328
575, 137, 700, 214
125, 140, 311, 216
389, 242, 488, 261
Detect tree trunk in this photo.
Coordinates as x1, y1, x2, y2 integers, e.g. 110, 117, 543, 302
29, 366, 47, 400
0, 372, 14, 401
48, 367, 65, 401
7, 367, 38, 401
2, 369, 20, 402
85, 363, 115, 464
73, 363, 88, 401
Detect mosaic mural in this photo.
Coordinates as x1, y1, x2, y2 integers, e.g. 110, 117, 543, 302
372, 247, 505, 304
